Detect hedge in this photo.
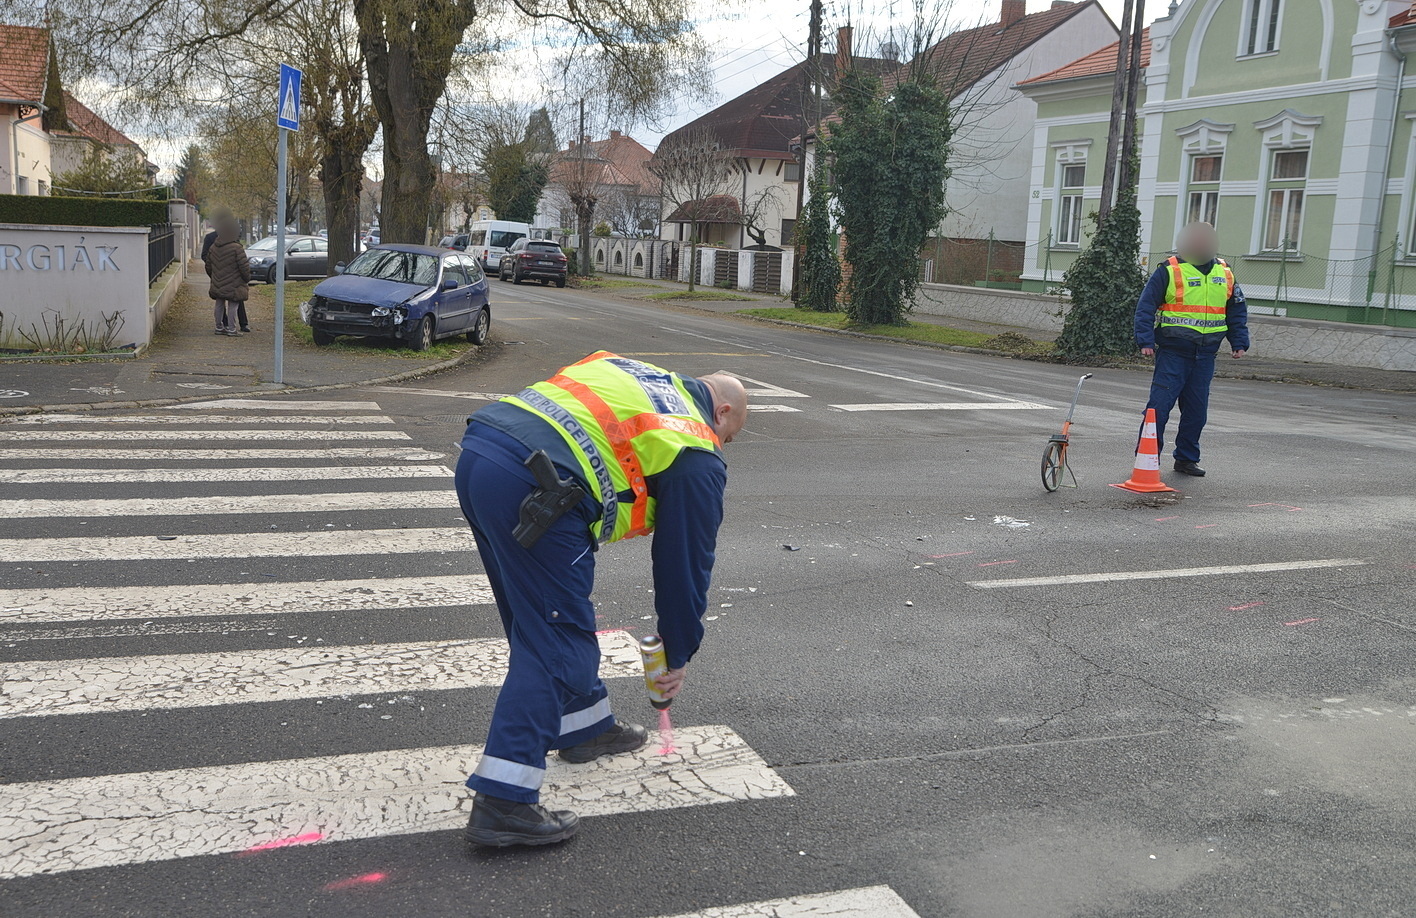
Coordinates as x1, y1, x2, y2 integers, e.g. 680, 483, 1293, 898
0, 194, 170, 227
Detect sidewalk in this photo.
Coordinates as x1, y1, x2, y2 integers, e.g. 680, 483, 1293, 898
0, 262, 478, 415
607, 279, 1416, 392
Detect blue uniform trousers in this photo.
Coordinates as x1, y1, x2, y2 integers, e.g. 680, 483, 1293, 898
455, 429, 615, 804
1144, 338, 1220, 465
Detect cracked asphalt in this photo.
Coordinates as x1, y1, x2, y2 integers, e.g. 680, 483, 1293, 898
3, 279, 1413, 917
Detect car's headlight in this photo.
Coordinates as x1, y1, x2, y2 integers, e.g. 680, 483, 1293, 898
371, 306, 391, 317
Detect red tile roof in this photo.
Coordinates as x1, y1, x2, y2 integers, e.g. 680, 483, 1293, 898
1018, 27, 1150, 86
52, 92, 140, 148
1392, 2, 1416, 27
551, 131, 657, 192
664, 194, 742, 225
663, 53, 897, 158
810, 0, 1106, 137
0, 24, 51, 104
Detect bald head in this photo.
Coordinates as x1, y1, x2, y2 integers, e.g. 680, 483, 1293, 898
1177, 222, 1218, 264
699, 373, 749, 444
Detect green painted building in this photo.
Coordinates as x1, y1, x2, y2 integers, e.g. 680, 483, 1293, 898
1016, 0, 1416, 327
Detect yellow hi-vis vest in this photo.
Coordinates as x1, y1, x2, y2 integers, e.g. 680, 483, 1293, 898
1160, 256, 1234, 334
504, 351, 722, 543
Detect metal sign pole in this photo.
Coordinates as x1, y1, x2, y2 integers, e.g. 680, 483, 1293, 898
274, 127, 287, 384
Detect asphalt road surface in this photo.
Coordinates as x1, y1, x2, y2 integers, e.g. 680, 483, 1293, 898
2, 279, 1414, 918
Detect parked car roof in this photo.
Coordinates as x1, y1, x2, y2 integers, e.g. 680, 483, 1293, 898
370, 243, 447, 257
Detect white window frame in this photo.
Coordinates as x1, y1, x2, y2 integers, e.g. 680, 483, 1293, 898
1048, 140, 1091, 248
1239, 0, 1283, 58
1056, 163, 1087, 246
1262, 149, 1308, 252
1186, 154, 1223, 228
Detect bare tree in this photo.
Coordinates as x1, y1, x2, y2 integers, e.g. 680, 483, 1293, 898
738, 183, 788, 248
599, 185, 660, 238
648, 127, 738, 291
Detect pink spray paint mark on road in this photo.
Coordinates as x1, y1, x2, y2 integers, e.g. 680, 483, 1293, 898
1194, 524, 1218, 529
322, 872, 388, 892
976, 560, 1019, 567
1154, 516, 1179, 522
1229, 601, 1266, 611
1248, 503, 1303, 512
1284, 618, 1320, 627
929, 552, 975, 558
240, 832, 324, 856
657, 707, 676, 756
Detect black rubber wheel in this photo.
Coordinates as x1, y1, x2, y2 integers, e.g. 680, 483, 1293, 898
512, 266, 523, 285
1041, 440, 1065, 492
466, 308, 490, 345
540, 279, 550, 286
312, 329, 336, 347
555, 278, 567, 288
411, 315, 434, 352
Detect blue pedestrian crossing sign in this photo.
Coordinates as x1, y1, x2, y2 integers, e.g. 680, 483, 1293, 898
277, 64, 301, 131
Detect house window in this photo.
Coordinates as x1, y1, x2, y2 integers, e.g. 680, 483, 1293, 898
784, 161, 802, 182
1056, 163, 1086, 245
1242, 0, 1280, 56
15, 175, 29, 195
1263, 149, 1307, 251
780, 218, 797, 242
37, 180, 49, 196
1186, 155, 1222, 227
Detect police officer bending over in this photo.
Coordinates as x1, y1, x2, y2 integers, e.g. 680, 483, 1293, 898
455, 351, 749, 847
1134, 222, 1250, 477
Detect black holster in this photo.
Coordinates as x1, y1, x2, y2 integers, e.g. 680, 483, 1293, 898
512, 450, 588, 549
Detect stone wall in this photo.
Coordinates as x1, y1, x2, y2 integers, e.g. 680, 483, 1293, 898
913, 282, 1066, 332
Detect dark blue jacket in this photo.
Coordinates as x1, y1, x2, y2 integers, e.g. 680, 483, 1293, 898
1134, 259, 1250, 352
466, 377, 725, 669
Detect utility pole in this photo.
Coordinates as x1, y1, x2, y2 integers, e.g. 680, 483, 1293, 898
576, 96, 593, 277
1117, 0, 1147, 195
792, 0, 823, 304
1096, 0, 1135, 222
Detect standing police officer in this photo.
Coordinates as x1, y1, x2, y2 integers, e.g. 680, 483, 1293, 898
455, 351, 748, 847
1134, 222, 1250, 477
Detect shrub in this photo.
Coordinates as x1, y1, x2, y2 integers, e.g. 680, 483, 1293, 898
0, 194, 169, 227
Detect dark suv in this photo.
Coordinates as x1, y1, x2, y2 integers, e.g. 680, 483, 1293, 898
498, 238, 568, 287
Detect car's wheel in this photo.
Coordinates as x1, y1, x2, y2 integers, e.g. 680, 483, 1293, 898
555, 277, 567, 288
410, 315, 435, 351
512, 266, 523, 285
466, 308, 490, 345
312, 329, 336, 346
540, 279, 550, 286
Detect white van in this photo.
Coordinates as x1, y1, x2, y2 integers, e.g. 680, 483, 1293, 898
467, 220, 530, 270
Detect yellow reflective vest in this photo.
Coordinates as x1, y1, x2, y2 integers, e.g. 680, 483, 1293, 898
504, 351, 722, 543
1160, 256, 1234, 334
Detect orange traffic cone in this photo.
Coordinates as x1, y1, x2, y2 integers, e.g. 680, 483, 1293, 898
1111, 408, 1178, 493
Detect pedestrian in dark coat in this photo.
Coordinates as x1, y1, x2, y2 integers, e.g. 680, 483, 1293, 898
206, 215, 250, 337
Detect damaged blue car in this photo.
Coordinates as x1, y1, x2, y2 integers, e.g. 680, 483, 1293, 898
302, 244, 491, 351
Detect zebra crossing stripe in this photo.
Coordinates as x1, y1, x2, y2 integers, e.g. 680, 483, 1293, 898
0, 447, 447, 460
0, 490, 460, 518
0, 630, 640, 719
0, 527, 474, 563
0, 574, 493, 625
1, 414, 399, 425
0, 724, 793, 879
170, 399, 383, 410
0, 465, 454, 484
0, 430, 412, 441
652, 887, 922, 918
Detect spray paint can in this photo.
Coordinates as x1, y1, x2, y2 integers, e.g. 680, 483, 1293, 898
639, 634, 672, 710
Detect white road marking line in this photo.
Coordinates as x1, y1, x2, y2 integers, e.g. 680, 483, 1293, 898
653, 887, 921, 918
1, 414, 398, 426
0, 527, 474, 564
726, 374, 811, 398
0, 429, 412, 441
968, 558, 1368, 589
170, 399, 382, 411
0, 447, 447, 460
770, 350, 1042, 407
829, 401, 1049, 412
0, 630, 640, 719
748, 405, 803, 413
0, 723, 792, 879
0, 466, 454, 484
363, 385, 509, 401
0, 574, 494, 625
0, 490, 460, 519
0, 620, 285, 642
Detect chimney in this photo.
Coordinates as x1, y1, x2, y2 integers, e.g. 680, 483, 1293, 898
1001, 0, 1026, 28
610, 129, 622, 139
835, 25, 853, 77
1051, 0, 1073, 8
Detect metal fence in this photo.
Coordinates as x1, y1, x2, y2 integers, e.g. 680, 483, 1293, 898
147, 223, 177, 285
918, 232, 1028, 288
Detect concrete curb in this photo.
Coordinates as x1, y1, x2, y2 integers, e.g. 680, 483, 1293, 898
0, 343, 485, 419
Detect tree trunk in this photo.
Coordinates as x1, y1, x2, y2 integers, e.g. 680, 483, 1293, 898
322, 143, 365, 272
687, 238, 697, 291
1096, 0, 1135, 223
577, 204, 595, 276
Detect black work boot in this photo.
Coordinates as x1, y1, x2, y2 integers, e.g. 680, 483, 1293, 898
1174, 460, 1206, 477
464, 794, 578, 847
558, 720, 648, 764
